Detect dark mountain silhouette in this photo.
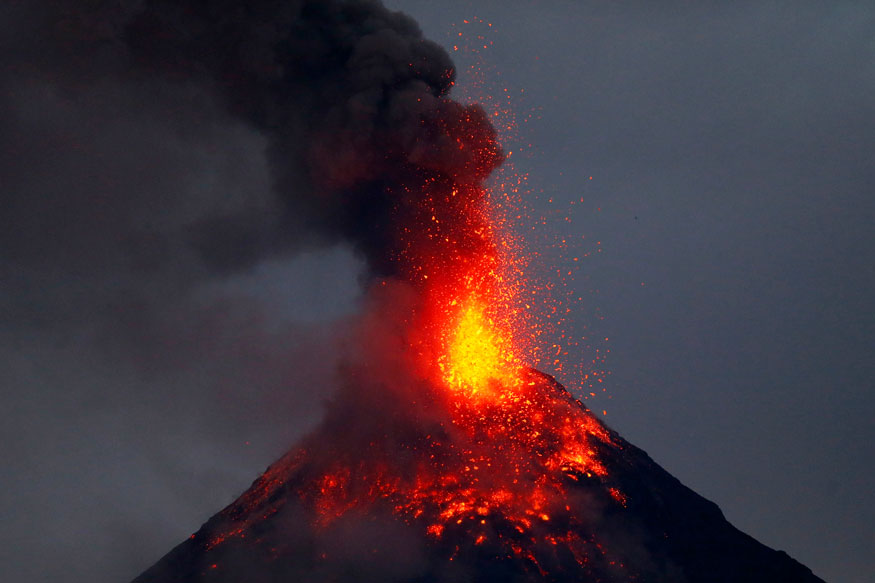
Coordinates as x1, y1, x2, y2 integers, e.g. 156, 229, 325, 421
133, 370, 825, 583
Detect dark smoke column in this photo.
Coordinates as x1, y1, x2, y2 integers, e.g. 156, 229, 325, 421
126, 0, 502, 278
119, 2, 828, 583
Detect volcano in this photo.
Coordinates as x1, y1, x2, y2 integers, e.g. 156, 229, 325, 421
132, 368, 823, 583
118, 3, 826, 581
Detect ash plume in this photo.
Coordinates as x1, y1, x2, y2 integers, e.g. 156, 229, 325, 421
2, 0, 501, 278
2, 0, 505, 579
123, 0, 503, 277
1, 1, 503, 580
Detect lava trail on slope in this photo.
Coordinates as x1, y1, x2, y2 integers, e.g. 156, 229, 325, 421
133, 366, 824, 583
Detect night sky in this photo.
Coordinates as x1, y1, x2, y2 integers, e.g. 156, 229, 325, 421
1, 2, 872, 583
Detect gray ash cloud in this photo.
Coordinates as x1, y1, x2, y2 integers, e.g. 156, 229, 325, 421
3, 1, 497, 580
2, 0, 501, 287
123, 0, 501, 276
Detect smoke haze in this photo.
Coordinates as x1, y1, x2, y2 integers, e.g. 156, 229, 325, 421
2, 1, 872, 582
2, 1, 505, 580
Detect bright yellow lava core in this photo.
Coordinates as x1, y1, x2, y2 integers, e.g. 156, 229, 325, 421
439, 300, 521, 395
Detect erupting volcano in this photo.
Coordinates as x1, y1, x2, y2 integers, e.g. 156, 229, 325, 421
129, 1, 825, 582
134, 362, 824, 583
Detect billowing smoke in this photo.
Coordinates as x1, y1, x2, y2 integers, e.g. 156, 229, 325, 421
0, 1, 504, 581
2, 0, 502, 278
124, 0, 503, 277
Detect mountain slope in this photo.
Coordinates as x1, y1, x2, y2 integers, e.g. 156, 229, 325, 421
133, 370, 825, 583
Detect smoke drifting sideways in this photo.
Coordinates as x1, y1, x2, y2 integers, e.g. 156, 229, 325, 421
126, 0, 503, 278
0, 1, 506, 582
4, 0, 502, 281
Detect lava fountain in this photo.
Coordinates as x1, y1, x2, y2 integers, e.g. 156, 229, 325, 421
127, 3, 827, 582
190, 64, 629, 576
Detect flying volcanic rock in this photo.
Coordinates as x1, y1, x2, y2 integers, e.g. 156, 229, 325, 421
132, 369, 824, 583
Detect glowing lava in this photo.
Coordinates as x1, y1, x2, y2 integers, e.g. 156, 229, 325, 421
439, 299, 521, 397
201, 18, 627, 577
203, 166, 625, 572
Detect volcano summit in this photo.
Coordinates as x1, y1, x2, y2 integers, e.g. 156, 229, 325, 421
111, 1, 827, 581
133, 367, 823, 583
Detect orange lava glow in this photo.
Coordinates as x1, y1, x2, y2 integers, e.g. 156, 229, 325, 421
206, 162, 625, 570
205, 21, 629, 576
291, 363, 618, 571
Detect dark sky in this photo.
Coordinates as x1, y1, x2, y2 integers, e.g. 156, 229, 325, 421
1, 2, 872, 583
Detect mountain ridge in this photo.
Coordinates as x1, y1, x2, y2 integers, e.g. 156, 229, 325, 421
133, 369, 826, 583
